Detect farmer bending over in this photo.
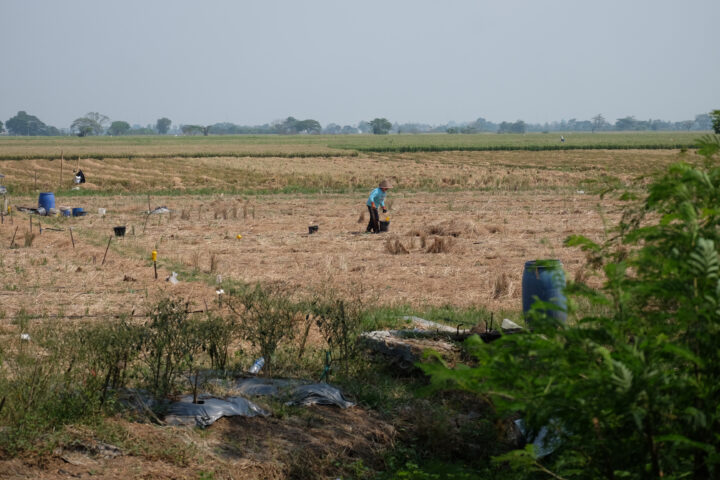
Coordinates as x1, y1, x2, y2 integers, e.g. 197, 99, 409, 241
366, 179, 392, 233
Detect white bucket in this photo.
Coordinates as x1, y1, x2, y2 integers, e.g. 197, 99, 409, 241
98, 208, 106, 216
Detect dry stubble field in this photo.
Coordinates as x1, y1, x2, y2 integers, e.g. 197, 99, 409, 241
0, 148, 689, 321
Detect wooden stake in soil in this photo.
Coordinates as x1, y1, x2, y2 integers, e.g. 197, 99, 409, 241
101, 236, 112, 265
10, 226, 18, 247
60, 151, 64, 186
29, 216, 32, 233
69, 227, 75, 249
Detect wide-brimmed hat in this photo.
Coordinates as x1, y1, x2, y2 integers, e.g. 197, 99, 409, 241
379, 179, 393, 189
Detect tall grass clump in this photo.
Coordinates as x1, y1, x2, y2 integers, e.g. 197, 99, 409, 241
0, 319, 104, 454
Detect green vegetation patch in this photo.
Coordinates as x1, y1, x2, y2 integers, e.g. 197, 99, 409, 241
329, 131, 701, 152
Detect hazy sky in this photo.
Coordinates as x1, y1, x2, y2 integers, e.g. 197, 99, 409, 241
1, 0, 719, 129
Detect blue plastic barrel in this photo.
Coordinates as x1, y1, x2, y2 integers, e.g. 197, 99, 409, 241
522, 260, 567, 325
38, 192, 55, 212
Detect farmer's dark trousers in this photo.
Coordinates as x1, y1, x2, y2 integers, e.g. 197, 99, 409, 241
366, 205, 380, 233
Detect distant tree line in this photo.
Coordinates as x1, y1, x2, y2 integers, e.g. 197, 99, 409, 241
2, 110, 719, 137
444, 113, 716, 135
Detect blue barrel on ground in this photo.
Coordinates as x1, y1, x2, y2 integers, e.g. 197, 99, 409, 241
522, 260, 567, 324
38, 192, 55, 212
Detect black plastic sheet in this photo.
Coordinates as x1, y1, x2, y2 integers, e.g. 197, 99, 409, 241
165, 394, 269, 427
234, 378, 355, 408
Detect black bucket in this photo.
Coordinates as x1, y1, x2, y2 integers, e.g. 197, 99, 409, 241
113, 226, 126, 237
379, 220, 390, 232
308, 225, 319, 234
479, 330, 502, 343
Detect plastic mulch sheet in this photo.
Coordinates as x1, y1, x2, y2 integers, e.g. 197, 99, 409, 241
233, 377, 300, 396
165, 394, 269, 427
162, 379, 355, 427
234, 378, 355, 408
285, 383, 355, 408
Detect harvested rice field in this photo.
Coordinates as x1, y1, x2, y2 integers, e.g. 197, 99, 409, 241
0, 146, 695, 321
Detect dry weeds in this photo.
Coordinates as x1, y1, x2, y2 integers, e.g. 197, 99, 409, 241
425, 236, 455, 254
384, 237, 410, 255
410, 219, 481, 238
23, 231, 36, 247
492, 272, 512, 299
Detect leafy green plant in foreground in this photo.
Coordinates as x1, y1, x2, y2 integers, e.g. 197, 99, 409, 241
308, 289, 368, 376
226, 283, 300, 376
422, 135, 720, 479
81, 316, 144, 404
139, 297, 198, 398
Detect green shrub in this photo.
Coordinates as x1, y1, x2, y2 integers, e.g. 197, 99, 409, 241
308, 290, 367, 376
138, 297, 199, 398
422, 135, 720, 479
81, 316, 144, 403
201, 312, 238, 371
226, 283, 299, 376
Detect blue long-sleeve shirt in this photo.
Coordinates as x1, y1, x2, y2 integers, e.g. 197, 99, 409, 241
366, 187, 387, 208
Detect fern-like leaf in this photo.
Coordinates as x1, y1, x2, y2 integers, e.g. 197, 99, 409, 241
688, 237, 719, 280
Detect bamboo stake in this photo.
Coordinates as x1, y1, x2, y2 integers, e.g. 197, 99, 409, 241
142, 194, 153, 233
101, 236, 111, 265
69, 227, 75, 249
10, 226, 18, 247
60, 151, 64, 186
